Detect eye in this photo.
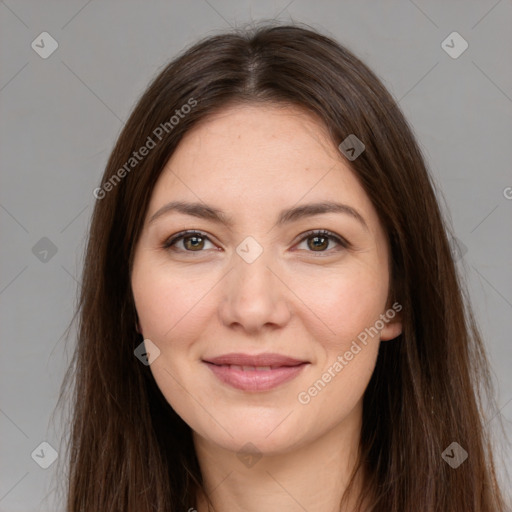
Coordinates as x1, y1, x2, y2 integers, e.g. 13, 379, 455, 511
162, 230, 216, 253
294, 229, 348, 255
162, 229, 349, 255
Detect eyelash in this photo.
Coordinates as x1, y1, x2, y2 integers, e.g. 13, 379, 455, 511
162, 229, 349, 256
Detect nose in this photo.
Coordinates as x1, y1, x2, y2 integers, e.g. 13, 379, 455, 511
218, 247, 292, 335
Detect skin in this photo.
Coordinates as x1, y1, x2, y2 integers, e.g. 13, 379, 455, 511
131, 103, 402, 512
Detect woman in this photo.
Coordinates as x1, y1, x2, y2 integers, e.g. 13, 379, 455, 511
57, 23, 509, 511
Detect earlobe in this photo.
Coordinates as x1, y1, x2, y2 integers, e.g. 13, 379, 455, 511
380, 314, 403, 341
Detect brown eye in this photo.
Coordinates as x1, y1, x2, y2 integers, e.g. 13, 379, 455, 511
296, 230, 348, 254
183, 234, 205, 251
307, 234, 329, 251
163, 231, 215, 252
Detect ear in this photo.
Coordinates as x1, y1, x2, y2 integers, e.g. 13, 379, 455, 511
380, 310, 402, 341
135, 313, 143, 335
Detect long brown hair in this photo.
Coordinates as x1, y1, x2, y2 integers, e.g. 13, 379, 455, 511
55, 22, 509, 511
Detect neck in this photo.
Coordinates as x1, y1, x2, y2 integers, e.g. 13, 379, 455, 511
192, 404, 367, 512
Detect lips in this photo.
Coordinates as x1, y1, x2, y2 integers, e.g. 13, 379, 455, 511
203, 353, 309, 392
203, 353, 307, 367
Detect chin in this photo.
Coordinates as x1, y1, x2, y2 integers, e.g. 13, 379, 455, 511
216, 433, 303, 458
193, 414, 311, 456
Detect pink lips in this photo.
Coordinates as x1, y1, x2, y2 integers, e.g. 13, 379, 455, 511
203, 353, 309, 392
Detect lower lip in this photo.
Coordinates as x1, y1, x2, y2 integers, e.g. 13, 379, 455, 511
204, 362, 308, 391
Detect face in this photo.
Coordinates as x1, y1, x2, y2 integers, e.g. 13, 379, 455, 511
131, 103, 402, 456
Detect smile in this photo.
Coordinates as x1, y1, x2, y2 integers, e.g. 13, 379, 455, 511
203, 361, 308, 391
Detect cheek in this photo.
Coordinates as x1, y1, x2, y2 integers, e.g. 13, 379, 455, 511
294, 271, 385, 421
131, 261, 213, 342
298, 264, 389, 351
132, 266, 208, 423
300, 267, 388, 414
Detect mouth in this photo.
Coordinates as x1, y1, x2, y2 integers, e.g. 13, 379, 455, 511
202, 353, 309, 392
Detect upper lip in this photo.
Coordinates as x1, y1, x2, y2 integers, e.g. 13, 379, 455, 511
203, 353, 308, 367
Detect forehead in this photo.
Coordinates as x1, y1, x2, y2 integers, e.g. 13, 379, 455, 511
147, 103, 380, 231
169, 103, 340, 177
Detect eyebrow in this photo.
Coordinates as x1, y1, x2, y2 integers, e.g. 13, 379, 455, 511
149, 200, 368, 230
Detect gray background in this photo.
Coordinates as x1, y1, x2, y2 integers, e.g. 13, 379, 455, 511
1, 1, 511, 510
